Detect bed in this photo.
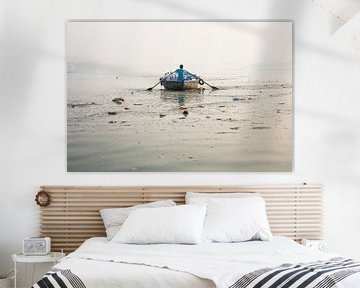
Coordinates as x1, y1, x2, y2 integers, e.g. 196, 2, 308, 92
33, 236, 360, 288
33, 185, 360, 288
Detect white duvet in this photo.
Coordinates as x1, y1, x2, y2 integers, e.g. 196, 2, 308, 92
54, 237, 360, 288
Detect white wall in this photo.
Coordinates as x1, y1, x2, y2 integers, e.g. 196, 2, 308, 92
1, 0, 360, 285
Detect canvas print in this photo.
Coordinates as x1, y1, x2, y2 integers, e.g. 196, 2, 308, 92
67, 21, 292, 172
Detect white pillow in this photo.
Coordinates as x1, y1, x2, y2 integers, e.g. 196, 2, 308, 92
202, 197, 272, 243
186, 192, 260, 204
111, 205, 207, 244
100, 200, 176, 240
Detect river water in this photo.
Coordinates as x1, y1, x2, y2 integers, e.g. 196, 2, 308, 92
67, 68, 292, 172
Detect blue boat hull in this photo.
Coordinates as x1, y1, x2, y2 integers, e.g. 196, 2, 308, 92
161, 79, 199, 91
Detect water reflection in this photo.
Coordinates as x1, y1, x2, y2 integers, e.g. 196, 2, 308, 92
159, 88, 205, 105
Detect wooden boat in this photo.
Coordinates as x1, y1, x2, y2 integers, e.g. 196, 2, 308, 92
161, 79, 200, 91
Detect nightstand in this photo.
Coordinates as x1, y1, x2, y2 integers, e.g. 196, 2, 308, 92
301, 239, 328, 252
12, 252, 65, 288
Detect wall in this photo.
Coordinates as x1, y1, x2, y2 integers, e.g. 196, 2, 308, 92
1, 0, 360, 286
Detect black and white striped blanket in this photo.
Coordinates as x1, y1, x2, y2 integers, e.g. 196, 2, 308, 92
229, 257, 360, 288
32, 258, 360, 288
32, 268, 86, 288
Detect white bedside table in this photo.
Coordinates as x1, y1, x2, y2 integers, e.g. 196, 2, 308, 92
12, 252, 65, 288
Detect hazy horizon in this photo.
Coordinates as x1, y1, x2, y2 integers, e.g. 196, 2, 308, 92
67, 22, 292, 76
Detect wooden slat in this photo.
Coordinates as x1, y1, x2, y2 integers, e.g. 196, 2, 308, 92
39, 184, 323, 253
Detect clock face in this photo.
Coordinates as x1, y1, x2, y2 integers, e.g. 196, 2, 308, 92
26, 242, 33, 249
36, 241, 45, 250
318, 242, 327, 252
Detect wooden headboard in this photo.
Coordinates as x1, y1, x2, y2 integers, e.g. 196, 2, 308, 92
39, 184, 323, 253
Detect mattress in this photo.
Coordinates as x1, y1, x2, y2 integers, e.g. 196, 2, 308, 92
35, 237, 360, 288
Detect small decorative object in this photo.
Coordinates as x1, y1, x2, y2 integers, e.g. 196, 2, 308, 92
301, 239, 328, 252
35, 190, 51, 207
22, 237, 51, 255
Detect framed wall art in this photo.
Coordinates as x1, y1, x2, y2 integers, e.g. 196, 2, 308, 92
67, 21, 292, 172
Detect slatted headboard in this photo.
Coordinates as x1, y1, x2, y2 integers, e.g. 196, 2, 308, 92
39, 184, 323, 253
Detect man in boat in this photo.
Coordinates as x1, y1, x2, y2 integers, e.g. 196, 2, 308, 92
151, 65, 218, 91
175, 64, 185, 82
159, 65, 203, 91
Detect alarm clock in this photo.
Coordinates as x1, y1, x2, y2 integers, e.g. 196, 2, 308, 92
301, 239, 328, 252
23, 237, 51, 255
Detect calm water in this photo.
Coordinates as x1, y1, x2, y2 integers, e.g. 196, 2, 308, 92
67, 68, 292, 172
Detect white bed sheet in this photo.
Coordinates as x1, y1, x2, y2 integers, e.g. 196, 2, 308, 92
54, 236, 360, 288
56, 258, 214, 288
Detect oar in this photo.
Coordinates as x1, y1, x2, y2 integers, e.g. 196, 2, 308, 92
146, 71, 175, 91
200, 79, 219, 90
146, 81, 161, 91
187, 72, 219, 90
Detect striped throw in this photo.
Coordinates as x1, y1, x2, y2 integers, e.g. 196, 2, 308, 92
32, 268, 86, 288
230, 257, 360, 288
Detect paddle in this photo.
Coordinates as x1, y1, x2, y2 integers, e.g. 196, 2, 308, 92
146, 81, 161, 91
146, 71, 175, 91
187, 71, 219, 90
200, 79, 219, 90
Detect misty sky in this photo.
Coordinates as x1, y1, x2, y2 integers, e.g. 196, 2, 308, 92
67, 21, 292, 75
